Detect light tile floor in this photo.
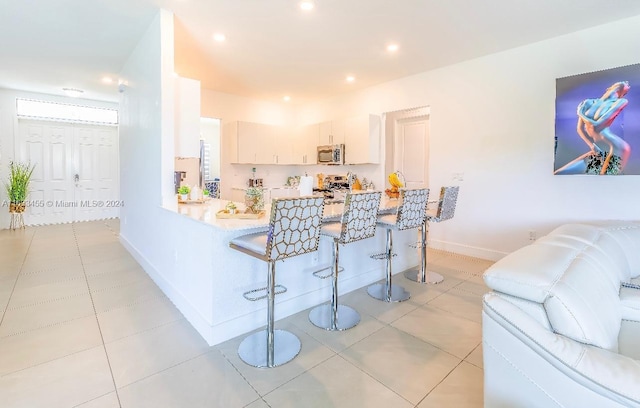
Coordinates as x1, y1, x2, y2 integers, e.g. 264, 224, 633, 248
0, 220, 494, 408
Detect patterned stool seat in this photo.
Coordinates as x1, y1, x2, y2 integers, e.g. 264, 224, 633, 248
368, 188, 430, 303
405, 186, 460, 284
230, 196, 324, 368
309, 191, 382, 331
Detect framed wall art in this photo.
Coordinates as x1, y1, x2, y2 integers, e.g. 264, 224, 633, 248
554, 63, 640, 175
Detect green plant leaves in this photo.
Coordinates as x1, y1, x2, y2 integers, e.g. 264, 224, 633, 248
4, 161, 35, 204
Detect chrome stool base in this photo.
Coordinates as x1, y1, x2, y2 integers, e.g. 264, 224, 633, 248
367, 283, 411, 302
238, 329, 301, 368
404, 268, 444, 284
309, 303, 360, 331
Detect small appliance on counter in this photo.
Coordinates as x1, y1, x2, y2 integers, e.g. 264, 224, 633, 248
323, 174, 350, 190
248, 178, 263, 187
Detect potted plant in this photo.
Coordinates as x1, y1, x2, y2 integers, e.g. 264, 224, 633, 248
225, 201, 237, 214
245, 186, 264, 213
178, 185, 190, 201
4, 161, 35, 213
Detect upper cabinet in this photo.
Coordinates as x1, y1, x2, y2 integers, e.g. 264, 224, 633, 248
224, 114, 380, 165
175, 76, 201, 158
226, 121, 292, 164
318, 119, 345, 146
291, 124, 319, 165
344, 114, 381, 164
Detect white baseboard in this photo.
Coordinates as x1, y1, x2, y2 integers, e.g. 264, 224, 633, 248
429, 239, 508, 261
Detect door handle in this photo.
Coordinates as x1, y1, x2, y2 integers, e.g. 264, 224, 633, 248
74, 174, 79, 184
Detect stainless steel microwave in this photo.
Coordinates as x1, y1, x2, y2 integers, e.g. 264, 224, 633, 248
317, 144, 345, 165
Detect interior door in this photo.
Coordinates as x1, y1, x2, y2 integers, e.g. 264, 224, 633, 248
19, 120, 75, 224
394, 117, 430, 189
18, 120, 119, 225
73, 125, 119, 221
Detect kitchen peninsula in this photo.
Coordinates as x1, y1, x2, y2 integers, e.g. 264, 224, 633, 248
154, 195, 419, 346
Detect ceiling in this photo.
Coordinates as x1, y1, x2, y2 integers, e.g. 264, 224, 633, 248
2, 0, 640, 103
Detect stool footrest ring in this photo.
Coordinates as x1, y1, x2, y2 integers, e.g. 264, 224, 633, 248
312, 265, 344, 279
370, 252, 397, 260
408, 241, 427, 249
243, 284, 287, 301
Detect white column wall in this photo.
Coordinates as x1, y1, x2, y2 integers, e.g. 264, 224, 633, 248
294, 15, 640, 259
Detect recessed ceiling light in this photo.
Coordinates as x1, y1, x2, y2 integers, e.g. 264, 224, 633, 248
213, 33, 226, 42
101, 76, 113, 84
283, 96, 291, 102
62, 88, 84, 98
387, 44, 399, 52
346, 76, 355, 82
300, 1, 314, 10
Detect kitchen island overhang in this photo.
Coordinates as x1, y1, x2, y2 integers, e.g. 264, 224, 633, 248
121, 197, 420, 346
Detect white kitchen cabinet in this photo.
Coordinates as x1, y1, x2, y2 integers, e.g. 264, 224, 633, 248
174, 76, 201, 158
291, 124, 318, 165
344, 114, 381, 164
318, 119, 345, 146
227, 121, 291, 164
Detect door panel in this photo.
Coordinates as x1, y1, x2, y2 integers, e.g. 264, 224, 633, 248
19, 121, 74, 224
17, 120, 118, 225
394, 118, 429, 189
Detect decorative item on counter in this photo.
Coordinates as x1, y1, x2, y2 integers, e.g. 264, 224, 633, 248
225, 201, 237, 214
178, 185, 191, 201
203, 187, 210, 198
286, 176, 300, 187
245, 187, 264, 214
385, 171, 404, 199
352, 177, 362, 190
299, 174, 314, 196
316, 173, 324, 189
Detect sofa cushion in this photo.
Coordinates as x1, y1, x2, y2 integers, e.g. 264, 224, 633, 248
544, 255, 621, 351
485, 233, 622, 351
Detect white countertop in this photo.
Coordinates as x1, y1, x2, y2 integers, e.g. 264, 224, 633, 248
162, 194, 399, 231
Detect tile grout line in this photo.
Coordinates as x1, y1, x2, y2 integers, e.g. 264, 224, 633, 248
0, 230, 36, 327
72, 222, 124, 408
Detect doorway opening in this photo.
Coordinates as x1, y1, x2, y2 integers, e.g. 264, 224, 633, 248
201, 117, 221, 198
383, 106, 430, 189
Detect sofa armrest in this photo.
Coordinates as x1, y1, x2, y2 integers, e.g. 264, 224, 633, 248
484, 293, 640, 406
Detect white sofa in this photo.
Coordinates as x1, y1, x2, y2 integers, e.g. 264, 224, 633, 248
483, 221, 640, 408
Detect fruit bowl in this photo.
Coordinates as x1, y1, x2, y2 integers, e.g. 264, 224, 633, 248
385, 188, 400, 199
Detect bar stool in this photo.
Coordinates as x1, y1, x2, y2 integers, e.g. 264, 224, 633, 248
229, 196, 325, 368
309, 191, 382, 331
405, 186, 460, 284
368, 188, 430, 302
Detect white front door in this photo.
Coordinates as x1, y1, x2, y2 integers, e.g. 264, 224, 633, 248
18, 120, 119, 225
394, 117, 430, 189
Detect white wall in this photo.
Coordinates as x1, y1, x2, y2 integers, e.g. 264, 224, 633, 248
0, 89, 116, 229
295, 15, 640, 259
118, 9, 176, 266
